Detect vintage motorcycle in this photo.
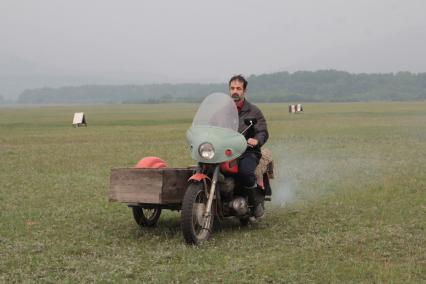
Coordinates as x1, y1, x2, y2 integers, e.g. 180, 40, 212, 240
182, 92, 273, 245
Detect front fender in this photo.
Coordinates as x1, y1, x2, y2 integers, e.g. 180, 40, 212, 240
188, 173, 211, 182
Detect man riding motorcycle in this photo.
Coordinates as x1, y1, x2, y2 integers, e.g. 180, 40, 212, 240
228, 74, 269, 219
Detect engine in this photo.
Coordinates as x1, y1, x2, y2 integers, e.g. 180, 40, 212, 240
229, 196, 249, 216
219, 176, 249, 217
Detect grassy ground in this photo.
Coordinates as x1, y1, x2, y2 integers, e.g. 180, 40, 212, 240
0, 102, 425, 283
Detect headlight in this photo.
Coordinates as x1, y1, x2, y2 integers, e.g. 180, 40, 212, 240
198, 142, 215, 159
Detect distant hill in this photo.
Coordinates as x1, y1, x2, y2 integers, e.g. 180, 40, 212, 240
0, 54, 172, 101
16, 70, 426, 104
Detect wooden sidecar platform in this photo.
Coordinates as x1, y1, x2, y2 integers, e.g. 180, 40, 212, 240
109, 168, 194, 209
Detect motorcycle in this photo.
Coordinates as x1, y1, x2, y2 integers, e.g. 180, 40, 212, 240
182, 92, 273, 245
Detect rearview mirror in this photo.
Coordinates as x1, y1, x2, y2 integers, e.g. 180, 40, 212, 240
244, 118, 257, 126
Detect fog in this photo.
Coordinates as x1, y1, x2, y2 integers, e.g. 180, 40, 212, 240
1, 0, 425, 99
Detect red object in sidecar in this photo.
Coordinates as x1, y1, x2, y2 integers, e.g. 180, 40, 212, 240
135, 156, 167, 168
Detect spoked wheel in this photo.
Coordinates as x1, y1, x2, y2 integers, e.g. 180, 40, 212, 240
181, 183, 214, 245
132, 207, 162, 227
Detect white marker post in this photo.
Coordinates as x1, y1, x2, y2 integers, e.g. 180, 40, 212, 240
289, 104, 303, 114
72, 112, 87, 127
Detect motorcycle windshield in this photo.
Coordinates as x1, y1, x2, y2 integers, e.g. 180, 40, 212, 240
192, 93, 239, 131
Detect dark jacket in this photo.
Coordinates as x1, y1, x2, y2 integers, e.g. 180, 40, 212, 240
238, 99, 269, 154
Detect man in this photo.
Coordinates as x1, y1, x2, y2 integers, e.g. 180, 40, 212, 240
229, 74, 269, 218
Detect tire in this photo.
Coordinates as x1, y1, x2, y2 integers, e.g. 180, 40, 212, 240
239, 217, 250, 227
132, 207, 162, 227
181, 183, 213, 245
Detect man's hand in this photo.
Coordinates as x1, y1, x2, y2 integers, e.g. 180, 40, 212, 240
247, 138, 258, 147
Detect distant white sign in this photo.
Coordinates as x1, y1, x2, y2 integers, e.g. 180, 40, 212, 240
72, 112, 87, 127
288, 104, 303, 114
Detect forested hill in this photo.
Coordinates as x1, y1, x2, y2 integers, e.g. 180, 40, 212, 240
17, 70, 426, 104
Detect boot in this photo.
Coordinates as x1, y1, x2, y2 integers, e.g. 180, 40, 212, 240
253, 188, 265, 219
247, 186, 265, 219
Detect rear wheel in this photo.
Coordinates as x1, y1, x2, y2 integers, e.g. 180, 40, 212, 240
181, 183, 213, 245
132, 207, 162, 227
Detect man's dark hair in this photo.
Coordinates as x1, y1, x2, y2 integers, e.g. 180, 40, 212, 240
229, 74, 248, 90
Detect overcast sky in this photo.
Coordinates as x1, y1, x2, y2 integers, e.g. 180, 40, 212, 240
1, 0, 426, 86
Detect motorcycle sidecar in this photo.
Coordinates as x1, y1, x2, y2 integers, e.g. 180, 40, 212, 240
109, 167, 194, 227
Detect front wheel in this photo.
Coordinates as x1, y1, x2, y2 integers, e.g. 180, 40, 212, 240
181, 183, 213, 245
132, 207, 162, 227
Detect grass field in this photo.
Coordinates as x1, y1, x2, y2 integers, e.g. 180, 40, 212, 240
1, 101, 425, 283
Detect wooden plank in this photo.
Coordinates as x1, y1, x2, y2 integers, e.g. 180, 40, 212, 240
109, 168, 195, 204
161, 168, 194, 203
109, 168, 163, 203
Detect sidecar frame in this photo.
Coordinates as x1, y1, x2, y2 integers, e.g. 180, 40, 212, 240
109, 167, 195, 209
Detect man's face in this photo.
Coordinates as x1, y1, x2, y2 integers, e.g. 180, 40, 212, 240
229, 80, 246, 103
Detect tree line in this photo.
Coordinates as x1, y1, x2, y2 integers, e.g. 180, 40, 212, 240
17, 70, 426, 104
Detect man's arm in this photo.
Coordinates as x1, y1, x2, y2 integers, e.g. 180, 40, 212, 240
253, 106, 269, 147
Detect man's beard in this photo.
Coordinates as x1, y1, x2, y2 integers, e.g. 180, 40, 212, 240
231, 93, 242, 102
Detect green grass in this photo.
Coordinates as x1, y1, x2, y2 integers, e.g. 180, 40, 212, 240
1, 102, 425, 283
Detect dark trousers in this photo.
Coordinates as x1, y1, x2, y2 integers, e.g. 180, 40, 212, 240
238, 151, 260, 188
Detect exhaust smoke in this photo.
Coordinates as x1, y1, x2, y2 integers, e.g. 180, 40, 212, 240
269, 143, 384, 208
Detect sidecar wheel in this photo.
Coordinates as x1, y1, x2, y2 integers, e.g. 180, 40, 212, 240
239, 217, 250, 227
181, 183, 213, 245
132, 207, 162, 227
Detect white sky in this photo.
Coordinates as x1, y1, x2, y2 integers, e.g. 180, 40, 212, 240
1, 0, 426, 84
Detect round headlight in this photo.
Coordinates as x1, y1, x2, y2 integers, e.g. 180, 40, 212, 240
198, 143, 215, 159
